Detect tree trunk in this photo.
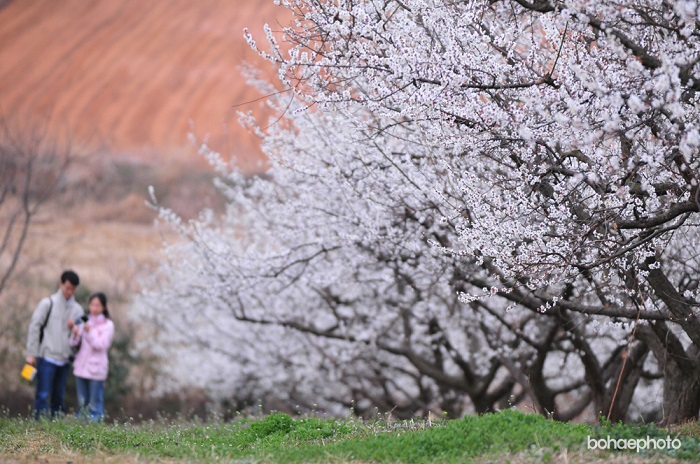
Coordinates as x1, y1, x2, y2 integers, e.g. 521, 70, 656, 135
661, 357, 700, 424
605, 342, 649, 423
636, 323, 700, 424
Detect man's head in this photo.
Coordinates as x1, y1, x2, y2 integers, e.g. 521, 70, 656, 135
60, 270, 80, 300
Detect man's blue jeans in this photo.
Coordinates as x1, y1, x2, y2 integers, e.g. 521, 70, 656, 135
34, 358, 70, 420
75, 376, 105, 422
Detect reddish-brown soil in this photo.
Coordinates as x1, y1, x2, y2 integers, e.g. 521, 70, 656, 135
0, 0, 293, 297
0, 0, 289, 171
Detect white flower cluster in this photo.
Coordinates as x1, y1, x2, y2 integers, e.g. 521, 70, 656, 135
135, 0, 700, 421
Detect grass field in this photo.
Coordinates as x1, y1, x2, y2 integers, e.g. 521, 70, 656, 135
1, 410, 699, 463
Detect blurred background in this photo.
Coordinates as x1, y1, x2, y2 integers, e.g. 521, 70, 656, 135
0, 0, 284, 419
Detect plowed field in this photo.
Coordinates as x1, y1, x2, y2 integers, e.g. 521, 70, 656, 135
0, 0, 286, 170
0, 0, 290, 297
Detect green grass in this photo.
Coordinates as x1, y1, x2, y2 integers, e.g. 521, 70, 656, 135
1, 410, 698, 463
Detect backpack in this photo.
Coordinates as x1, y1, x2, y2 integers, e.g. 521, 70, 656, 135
38, 297, 84, 362
38, 297, 53, 344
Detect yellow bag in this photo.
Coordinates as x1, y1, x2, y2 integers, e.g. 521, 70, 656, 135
21, 363, 37, 382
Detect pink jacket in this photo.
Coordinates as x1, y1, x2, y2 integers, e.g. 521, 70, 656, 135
69, 315, 115, 381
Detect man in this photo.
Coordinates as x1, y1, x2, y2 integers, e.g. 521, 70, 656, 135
25, 270, 85, 419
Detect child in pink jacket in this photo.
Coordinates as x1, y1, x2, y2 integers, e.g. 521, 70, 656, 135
69, 292, 115, 422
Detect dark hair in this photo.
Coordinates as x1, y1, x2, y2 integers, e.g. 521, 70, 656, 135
61, 270, 80, 287
89, 292, 110, 319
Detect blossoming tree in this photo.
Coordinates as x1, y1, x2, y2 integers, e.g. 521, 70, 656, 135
139, 0, 700, 423
248, 0, 700, 423
141, 91, 656, 421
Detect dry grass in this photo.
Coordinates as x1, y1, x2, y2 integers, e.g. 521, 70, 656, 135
28, 219, 167, 291
0, 455, 681, 464
472, 449, 686, 463
0, 451, 186, 464
0, 447, 686, 464
0, 430, 79, 464
9, 150, 217, 308
669, 421, 700, 439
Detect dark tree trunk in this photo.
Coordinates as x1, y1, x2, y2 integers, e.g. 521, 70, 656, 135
661, 354, 700, 424
604, 342, 649, 423
636, 323, 700, 424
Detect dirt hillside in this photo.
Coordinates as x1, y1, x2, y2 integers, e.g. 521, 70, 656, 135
0, 0, 290, 297
0, 0, 287, 170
